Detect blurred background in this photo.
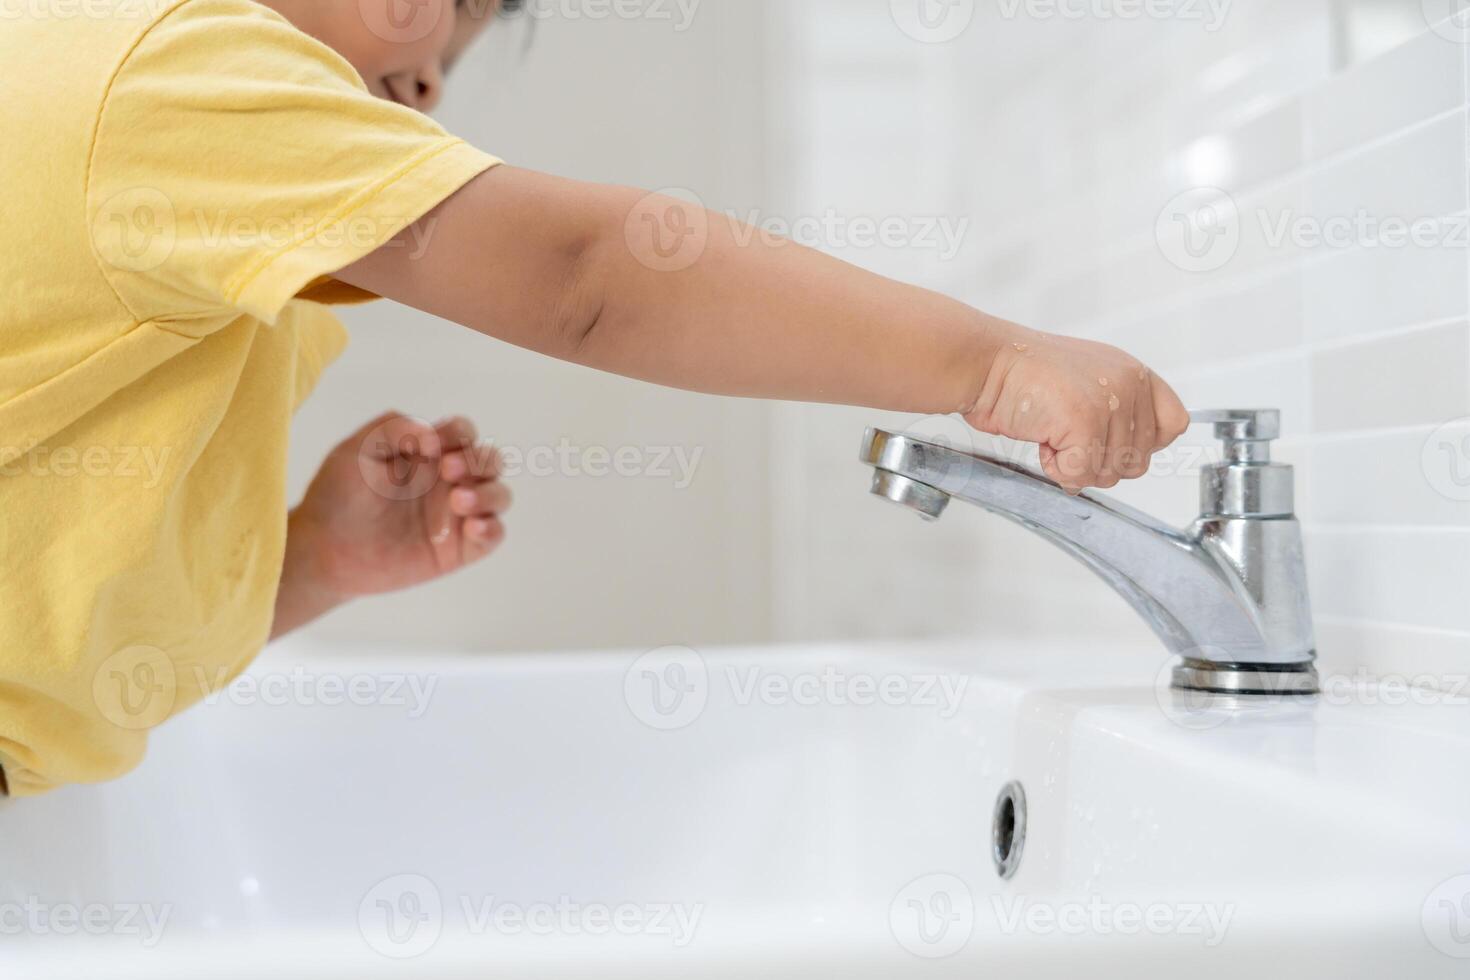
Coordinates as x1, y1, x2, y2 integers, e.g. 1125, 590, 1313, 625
288, 0, 1470, 684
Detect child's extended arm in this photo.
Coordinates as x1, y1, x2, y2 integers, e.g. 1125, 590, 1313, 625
337, 166, 1189, 490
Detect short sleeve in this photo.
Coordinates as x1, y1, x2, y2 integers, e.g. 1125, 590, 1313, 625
87, 0, 500, 327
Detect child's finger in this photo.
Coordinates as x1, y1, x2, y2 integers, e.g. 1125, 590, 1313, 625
450, 481, 513, 517
1151, 380, 1190, 450
357, 412, 443, 462
461, 517, 507, 564
424, 478, 459, 562
440, 442, 503, 483
1038, 444, 1067, 488
1130, 381, 1158, 469
1097, 395, 1133, 487
434, 415, 478, 453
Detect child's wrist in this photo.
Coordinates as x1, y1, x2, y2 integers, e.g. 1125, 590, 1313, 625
281, 511, 351, 615
960, 312, 1025, 419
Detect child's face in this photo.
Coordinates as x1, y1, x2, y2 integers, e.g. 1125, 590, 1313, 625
279, 0, 499, 113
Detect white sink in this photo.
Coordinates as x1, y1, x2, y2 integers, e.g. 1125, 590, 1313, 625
2, 638, 1467, 978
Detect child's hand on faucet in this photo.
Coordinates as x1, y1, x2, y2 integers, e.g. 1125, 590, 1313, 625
965, 324, 1191, 492
272, 412, 510, 636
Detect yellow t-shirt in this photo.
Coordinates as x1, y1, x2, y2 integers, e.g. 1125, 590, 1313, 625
0, 0, 499, 794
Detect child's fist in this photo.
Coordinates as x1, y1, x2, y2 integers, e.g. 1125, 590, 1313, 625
290, 412, 511, 599
966, 326, 1190, 491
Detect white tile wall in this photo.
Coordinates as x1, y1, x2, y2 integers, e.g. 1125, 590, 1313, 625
766, 0, 1470, 677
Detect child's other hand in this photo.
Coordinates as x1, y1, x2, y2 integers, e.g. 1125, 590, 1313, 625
290, 412, 510, 600
966, 326, 1191, 492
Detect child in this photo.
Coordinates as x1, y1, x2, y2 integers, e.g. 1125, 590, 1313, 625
0, 0, 1189, 795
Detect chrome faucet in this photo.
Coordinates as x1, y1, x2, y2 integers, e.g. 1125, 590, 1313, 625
860, 410, 1318, 695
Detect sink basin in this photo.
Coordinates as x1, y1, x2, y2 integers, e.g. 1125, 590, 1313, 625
2, 638, 1467, 977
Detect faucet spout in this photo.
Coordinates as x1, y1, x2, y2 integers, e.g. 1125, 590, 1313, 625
860, 424, 1317, 695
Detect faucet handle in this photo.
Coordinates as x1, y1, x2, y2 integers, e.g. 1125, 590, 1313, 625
1190, 409, 1280, 442
1191, 409, 1279, 463
1190, 409, 1294, 516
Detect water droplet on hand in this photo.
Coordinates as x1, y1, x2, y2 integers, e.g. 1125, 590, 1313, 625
1098, 377, 1110, 387
1019, 397, 1033, 414
1012, 342, 1030, 353
1108, 393, 1121, 411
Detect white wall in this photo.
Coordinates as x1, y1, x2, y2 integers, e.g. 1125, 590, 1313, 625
287, 1, 776, 653
766, 0, 1470, 680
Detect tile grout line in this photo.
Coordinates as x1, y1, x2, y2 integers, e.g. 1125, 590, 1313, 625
1303, 524, 1470, 535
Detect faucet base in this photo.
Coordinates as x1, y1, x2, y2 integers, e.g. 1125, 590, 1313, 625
1172, 659, 1319, 696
